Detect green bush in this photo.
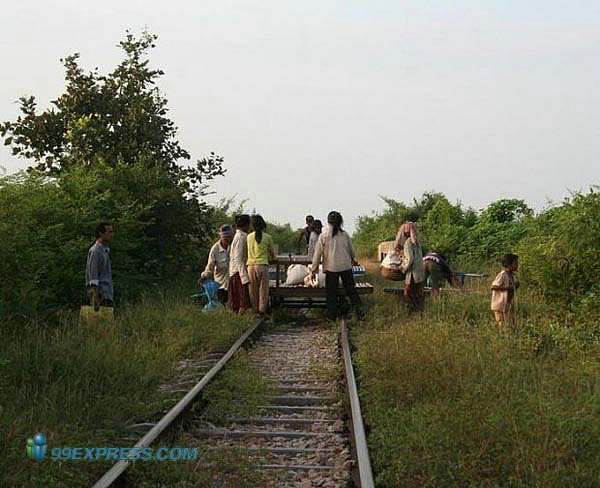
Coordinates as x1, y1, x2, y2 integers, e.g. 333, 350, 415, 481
353, 197, 413, 256
353, 194, 528, 266
0, 31, 226, 319
517, 189, 600, 307
267, 221, 299, 254
0, 163, 215, 318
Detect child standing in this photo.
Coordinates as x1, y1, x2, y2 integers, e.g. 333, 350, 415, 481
491, 253, 520, 326
247, 215, 276, 315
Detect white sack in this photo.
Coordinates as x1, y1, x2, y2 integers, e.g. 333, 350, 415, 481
285, 264, 309, 285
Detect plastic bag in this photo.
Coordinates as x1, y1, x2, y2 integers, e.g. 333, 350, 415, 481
304, 273, 319, 287
202, 279, 223, 311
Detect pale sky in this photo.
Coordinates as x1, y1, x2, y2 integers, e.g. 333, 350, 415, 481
1, 0, 599, 232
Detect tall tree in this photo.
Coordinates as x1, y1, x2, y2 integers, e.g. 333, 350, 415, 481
0, 30, 223, 196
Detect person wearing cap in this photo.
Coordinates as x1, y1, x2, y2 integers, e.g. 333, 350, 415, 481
200, 224, 234, 303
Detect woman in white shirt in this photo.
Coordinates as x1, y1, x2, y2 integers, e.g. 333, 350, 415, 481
310, 212, 364, 321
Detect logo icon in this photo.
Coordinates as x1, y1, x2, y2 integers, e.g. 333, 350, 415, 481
26, 433, 47, 461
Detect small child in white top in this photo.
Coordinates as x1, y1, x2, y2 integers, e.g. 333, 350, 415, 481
491, 253, 520, 326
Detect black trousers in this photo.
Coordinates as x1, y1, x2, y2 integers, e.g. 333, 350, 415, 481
325, 269, 362, 320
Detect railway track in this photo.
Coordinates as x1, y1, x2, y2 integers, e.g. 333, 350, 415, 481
93, 317, 373, 488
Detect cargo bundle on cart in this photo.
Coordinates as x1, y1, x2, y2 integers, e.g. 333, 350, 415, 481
269, 255, 374, 309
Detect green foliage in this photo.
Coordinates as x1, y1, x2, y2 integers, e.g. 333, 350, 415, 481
419, 197, 472, 260
0, 288, 253, 487
353, 196, 411, 256
517, 189, 600, 306
480, 198, 533, 224
355, 280, 600, 487
267, 221, 299, 254
0, 162, 216, 318
458, 219, 529, 262
0, 31, 224, 197
354, 194, 531, 264
0, 32, 227, 319
410, 191, 449, 220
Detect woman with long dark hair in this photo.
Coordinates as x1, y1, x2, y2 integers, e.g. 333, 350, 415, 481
247, 214, 276, 315
310, 211, 364, 320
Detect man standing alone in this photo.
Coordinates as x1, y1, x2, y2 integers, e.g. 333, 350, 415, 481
86, 222, 114, 309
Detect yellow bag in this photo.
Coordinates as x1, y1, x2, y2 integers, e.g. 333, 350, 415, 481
80, 305, 114, 322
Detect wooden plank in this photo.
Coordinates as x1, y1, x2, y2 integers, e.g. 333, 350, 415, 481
271, 284, 374, 298
274, 255, 312, 265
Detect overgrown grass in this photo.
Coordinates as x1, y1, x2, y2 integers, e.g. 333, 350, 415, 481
0, 288, 253, 487
127, 352, 274, 486
126, 442, 269, 488
355, 268, 600, 487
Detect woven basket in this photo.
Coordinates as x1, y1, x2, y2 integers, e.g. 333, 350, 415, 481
381, 266, 405, 281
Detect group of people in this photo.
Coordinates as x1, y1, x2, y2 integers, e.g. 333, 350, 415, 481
201, 214, 275, 315
200, 211, 365, 320
85, 216, 519, 326
390, 221, 461, 312
390, 221, 519, 325
296, 214, 323, 260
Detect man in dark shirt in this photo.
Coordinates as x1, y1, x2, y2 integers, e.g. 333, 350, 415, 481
86, 222, 114, 309
296, 215, 315, 254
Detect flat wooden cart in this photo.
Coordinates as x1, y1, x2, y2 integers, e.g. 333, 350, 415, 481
270, 255, 374, 309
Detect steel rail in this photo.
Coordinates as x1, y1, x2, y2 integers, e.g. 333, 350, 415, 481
92, 318, 264, 488
340, 319, 375, 488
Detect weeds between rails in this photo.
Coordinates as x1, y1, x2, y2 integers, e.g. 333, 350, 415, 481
125, 314, 374, 487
